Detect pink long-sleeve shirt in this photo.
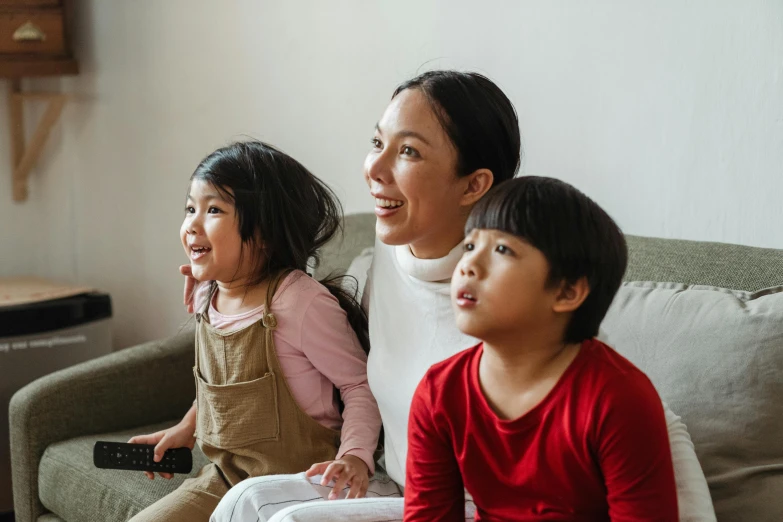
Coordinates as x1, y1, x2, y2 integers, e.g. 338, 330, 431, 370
193, 270, 380, 472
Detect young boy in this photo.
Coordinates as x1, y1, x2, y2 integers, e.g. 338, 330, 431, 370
404, 177, 678, 521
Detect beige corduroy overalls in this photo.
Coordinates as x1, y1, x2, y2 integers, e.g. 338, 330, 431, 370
130, 272, 340, 521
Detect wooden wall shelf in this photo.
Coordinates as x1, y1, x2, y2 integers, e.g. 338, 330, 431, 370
1, 0, 77, 202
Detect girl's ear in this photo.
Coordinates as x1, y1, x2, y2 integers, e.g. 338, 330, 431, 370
460, 168, 494, 207
552, 277, 590, 314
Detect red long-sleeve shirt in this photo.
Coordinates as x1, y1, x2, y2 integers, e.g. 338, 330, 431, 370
404, 339, 678, 522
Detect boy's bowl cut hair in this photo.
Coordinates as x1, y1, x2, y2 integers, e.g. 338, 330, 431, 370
466, 176, 628, 344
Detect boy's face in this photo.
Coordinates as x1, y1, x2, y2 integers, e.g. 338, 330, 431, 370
452, 228, 561, 342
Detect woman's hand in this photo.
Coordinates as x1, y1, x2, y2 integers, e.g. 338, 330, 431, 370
306, 454, 370, 500
180, 264, 199, 314
128, 415, 196, 480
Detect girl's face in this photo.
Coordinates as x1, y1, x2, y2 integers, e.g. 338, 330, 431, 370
181, 179, 256, 285
364, 88, 475, 259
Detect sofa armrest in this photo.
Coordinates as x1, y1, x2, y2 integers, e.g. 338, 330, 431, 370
9, 327, 196, 522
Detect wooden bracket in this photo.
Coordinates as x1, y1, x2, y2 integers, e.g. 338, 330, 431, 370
7, 79, 67, 202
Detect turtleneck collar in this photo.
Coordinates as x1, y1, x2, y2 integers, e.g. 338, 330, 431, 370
394, 242, 463, 282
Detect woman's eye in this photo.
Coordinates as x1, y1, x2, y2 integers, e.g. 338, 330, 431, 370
402, 146, 419, 157
371, 138, 382, 149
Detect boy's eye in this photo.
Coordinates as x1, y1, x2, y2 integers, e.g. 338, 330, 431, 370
402, 146, 419, 157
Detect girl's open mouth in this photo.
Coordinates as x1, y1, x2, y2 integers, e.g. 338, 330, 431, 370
190, 246, 212, 261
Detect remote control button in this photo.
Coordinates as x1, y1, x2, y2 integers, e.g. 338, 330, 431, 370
112, 452, 126, 465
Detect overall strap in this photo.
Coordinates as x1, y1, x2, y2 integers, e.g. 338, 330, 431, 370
260, 270, 293, 373
261, 270, 293, 329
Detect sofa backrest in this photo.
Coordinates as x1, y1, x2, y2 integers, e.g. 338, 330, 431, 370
318, 213, 783, 290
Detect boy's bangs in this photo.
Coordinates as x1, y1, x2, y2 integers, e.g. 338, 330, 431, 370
465, 182, 538, 241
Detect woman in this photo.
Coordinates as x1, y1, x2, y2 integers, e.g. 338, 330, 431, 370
208, 70, 716, 521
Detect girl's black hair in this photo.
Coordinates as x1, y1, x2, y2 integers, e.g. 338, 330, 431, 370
466, 177, 628, 344
190, 141, 369, 354
393, 70, 522, 186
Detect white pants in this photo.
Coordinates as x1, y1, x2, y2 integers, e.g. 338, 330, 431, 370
210, 471, 476, 522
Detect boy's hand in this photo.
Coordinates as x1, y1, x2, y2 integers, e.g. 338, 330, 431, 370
306, 454, 370, 500
128, 421, 196, 480
180, 264, 199, 314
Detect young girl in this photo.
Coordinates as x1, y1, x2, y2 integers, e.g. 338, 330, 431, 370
128, 141, 381, 521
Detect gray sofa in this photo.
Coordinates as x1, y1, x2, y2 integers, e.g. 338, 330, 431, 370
9, 213, 783, 521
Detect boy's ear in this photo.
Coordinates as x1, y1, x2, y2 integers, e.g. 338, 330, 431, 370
460, 168, 494, 207
552, 277, 590, 313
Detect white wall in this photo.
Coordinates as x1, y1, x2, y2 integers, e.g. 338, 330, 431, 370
2, 0, 781, 349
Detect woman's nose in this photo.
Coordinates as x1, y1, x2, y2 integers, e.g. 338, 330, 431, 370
365, 150, 393, 184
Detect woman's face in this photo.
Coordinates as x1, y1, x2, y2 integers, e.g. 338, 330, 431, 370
364, 88, 474, 259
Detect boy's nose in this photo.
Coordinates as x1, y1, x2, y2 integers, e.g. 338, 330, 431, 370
459, 259, 477, 278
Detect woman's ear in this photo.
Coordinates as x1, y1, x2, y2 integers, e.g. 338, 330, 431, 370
460, 168, 494, 207
552, 277, 590, 314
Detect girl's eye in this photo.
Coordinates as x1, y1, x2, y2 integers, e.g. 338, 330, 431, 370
495, 245, 512, 255
185, 206, 195, 214
371, 137, 382, 149
208, 207, 222, 214
464, 243, 474, 252
402, 146, 419, 157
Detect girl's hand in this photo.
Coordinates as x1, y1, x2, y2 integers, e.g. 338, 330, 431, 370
128, 421, 196, 480
179, 264, 199, 314
306, 454, 370, 500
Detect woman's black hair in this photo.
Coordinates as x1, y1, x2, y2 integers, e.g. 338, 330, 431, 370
466, 176, 628, 344
393, 70, 521, 186
189, 141, 369, 354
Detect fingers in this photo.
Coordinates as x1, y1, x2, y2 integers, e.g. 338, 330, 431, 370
312, 460, 368, 500
328, 467, 351, 501
180, 264, 198, 312
346, 477, 368, 499
128, 434, 157, 445
320, 461, 341, 486
129, 432, 173, 480
153, 435, 173, 463
305, 461, 329, 478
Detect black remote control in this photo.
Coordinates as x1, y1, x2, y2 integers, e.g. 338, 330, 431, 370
93, 441, 193, 474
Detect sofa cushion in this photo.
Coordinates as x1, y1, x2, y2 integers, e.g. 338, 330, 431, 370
599, 282, 783, 522
38, 421, 209, 521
